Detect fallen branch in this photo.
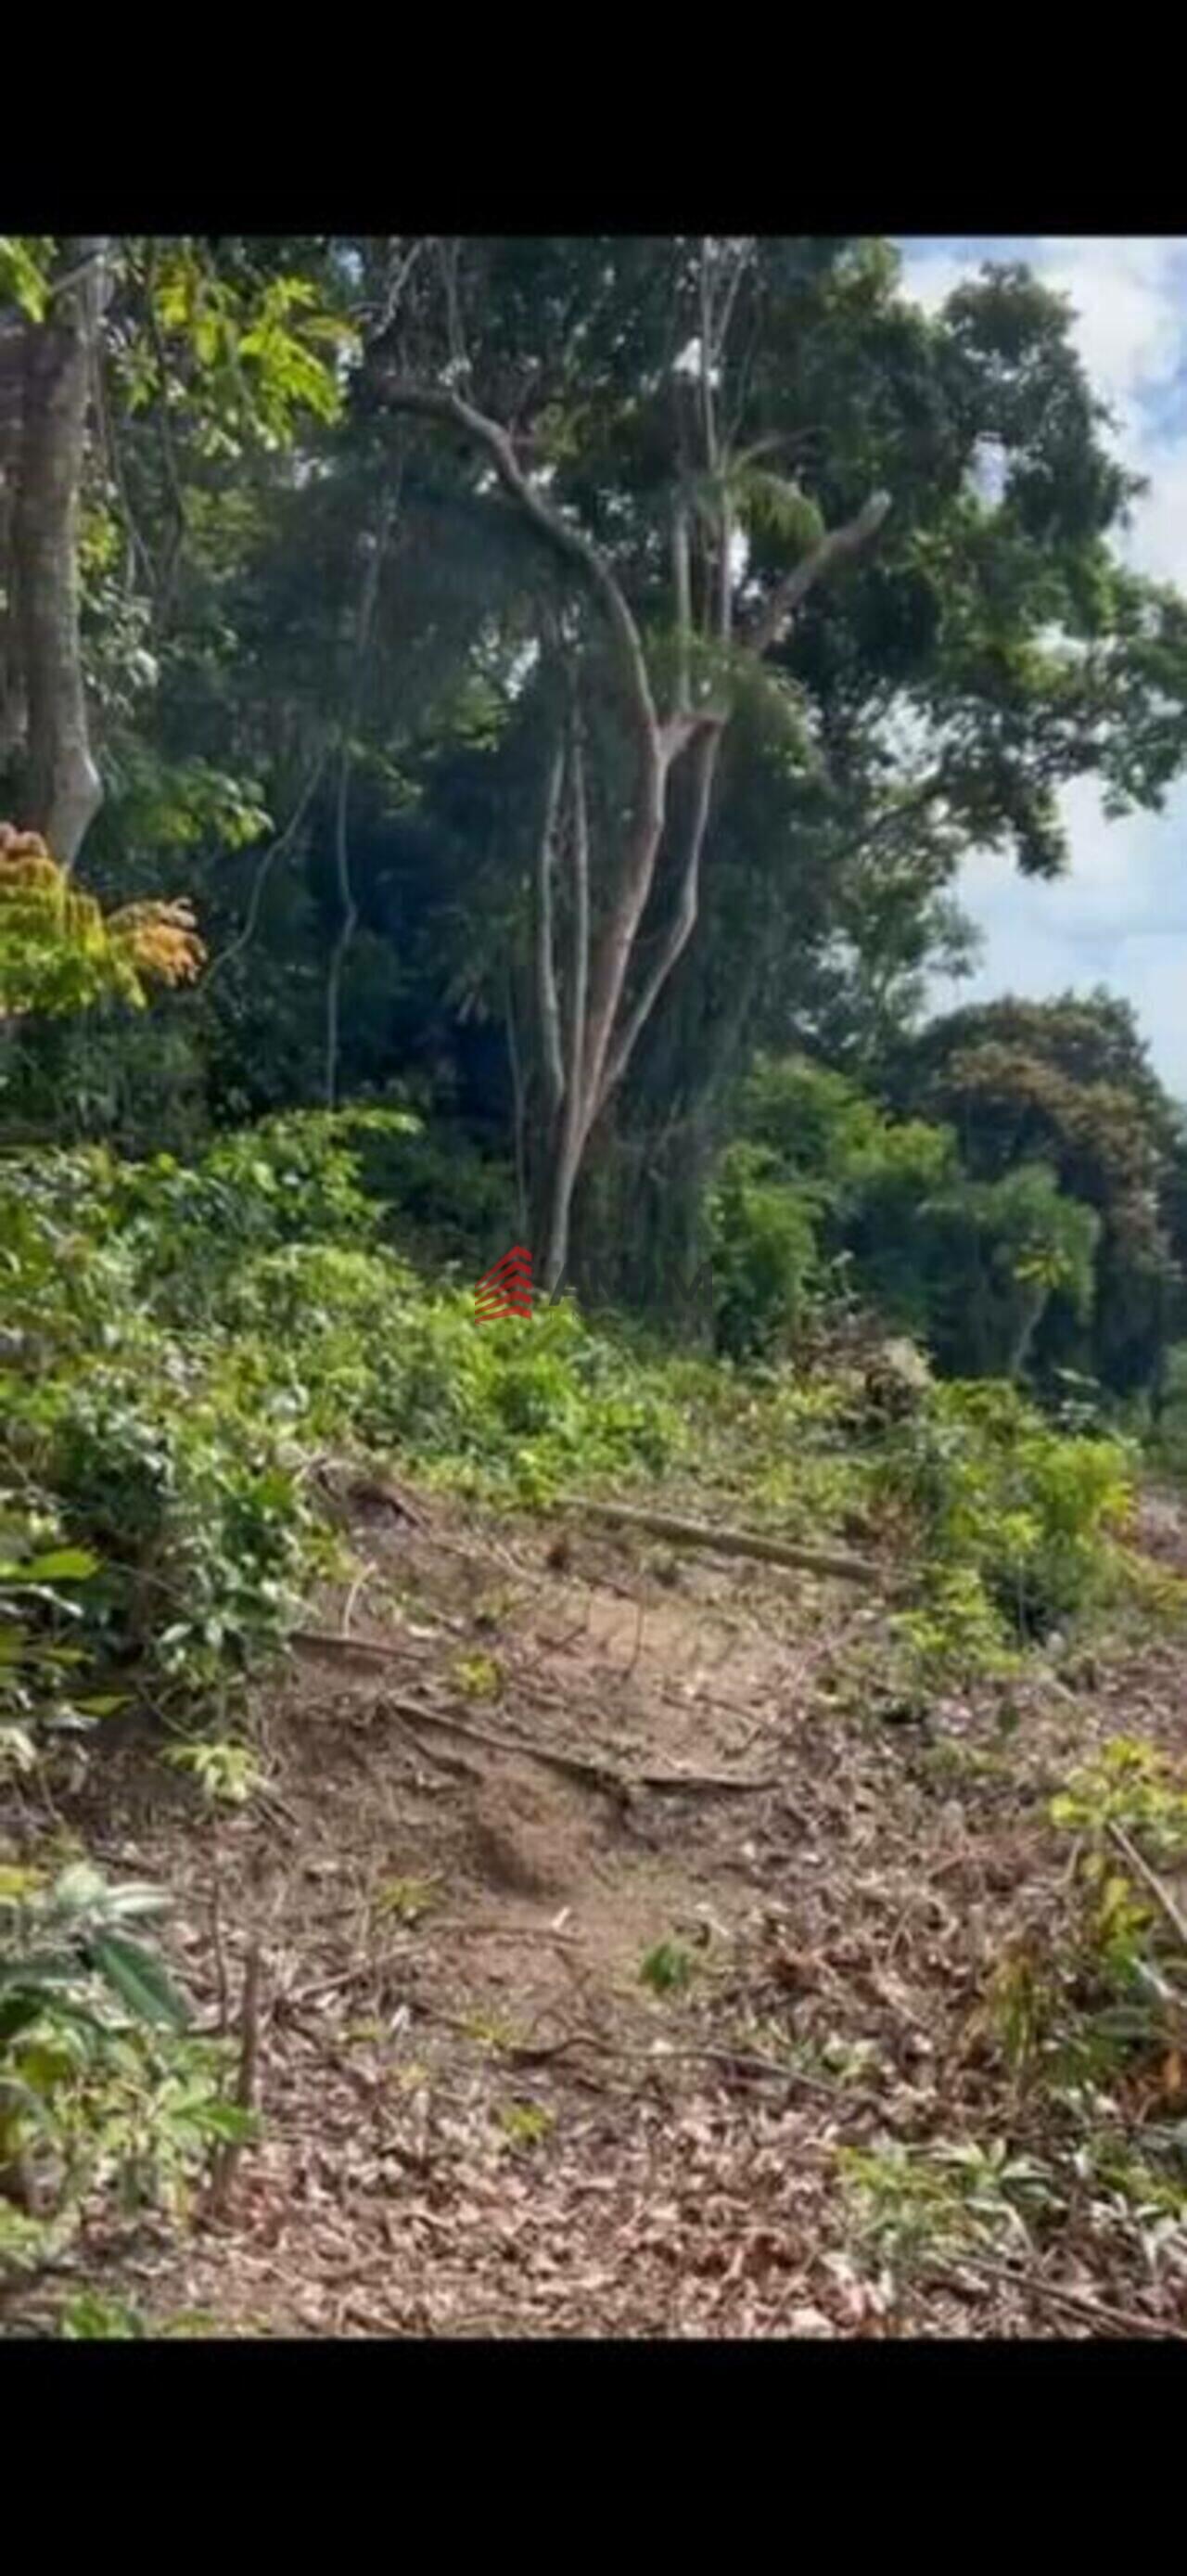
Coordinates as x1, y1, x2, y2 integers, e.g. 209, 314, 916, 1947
462, 2024, 883, 2109
294, 1627, 428, 1662
956, 2251, 1181, 2342
605, 2038, 880, 2104
561, 1495, 881, 1585
639, 1766, 777, 1797
432, 1919, 583, 1949
381, 1692, 774, 1800
1106, 1819, 1187, 1953
504, 2031, 594, 2067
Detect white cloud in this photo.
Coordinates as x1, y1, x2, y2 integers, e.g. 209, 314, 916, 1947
900, 237, 1187, 1096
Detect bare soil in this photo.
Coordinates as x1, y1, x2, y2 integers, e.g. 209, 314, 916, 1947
19, 1482, 1187, 2339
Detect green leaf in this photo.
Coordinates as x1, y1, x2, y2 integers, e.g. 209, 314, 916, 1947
0, 1950, 81, 1987
88, 1933, 190, 2031
101, 1883, 171, 1921
22, 1549, 99, 1583
0, 237, 50, 322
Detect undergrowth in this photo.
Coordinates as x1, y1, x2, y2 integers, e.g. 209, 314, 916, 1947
3, 1106, 1179, 2300
1, 1107, 1163, 1736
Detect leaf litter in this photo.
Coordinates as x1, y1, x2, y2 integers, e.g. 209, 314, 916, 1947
14, 1483, 1187, 2340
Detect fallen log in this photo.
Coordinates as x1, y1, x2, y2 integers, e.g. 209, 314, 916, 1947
560, 1494, 880, 1585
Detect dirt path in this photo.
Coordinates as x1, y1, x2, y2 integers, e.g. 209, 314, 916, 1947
28, 1487, 1187, 2339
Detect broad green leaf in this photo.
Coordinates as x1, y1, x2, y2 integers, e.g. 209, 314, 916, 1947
22, 1549, 99, 1583
89, 1933, 190, 2031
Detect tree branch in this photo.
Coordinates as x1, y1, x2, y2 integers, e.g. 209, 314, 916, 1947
600, 719, 724, 1109
380, 378, 662, 780
504, 964, 529, 1237
535, 732, 567, 1124
672, 495, 693, 713
206, 748, 329, 985
324, 737, 356, 1112
564, 680, 590, 1118
325, 503, 393, 1108
143, 240, 189, 633
746, 490, 891, 660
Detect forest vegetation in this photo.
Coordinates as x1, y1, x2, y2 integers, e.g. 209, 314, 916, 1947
3, 235, 1187, 2339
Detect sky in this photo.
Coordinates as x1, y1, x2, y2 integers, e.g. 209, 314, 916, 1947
899, 237, 1187, 1098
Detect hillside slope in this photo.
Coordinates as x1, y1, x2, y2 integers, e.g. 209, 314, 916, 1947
15, 1477, 1186, 2341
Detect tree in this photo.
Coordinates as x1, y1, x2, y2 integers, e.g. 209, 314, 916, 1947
355, 240, 1187, 1298
10, 230, 1187, 1369
2, 236, 351, 873
1, 240, 109, 864
373, 238, 898, 1287
899, 993, 1181, 1398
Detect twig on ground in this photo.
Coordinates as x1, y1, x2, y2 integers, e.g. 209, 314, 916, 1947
431, 1919, 583, 1947
211, 1867, 230, 2037
1106, 1818, 1187, 1952
442, 2021, 881, 2108
596, 2037, 884, 2109
957, 2251, 1182, 2341
504, 2031, 594, 2066
640, 1765, 777, 1796
254, 1782, 304, 1835
621, 1595, 646, 1680
512, 1602, 592, 1680
208, 1937, 262, 2219
295, 1627, 420, 1662
340, 2303, 402, 2338
341, 1564, 377, 1640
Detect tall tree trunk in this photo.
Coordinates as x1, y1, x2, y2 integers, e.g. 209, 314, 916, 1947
381, 370, 888, 1289
14, 240, 108, 866
1007, 1284, 1045, 1385
0, 315, 26, 772
541, 1124, 581, 1298
536, 690, 593, 1297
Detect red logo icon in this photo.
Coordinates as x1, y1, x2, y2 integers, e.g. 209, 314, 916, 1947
474, 1245, 533, 1323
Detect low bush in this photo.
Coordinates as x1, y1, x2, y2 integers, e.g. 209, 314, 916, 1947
874, 1378, 1135, 1666
0, 1859, 248, 2279
1, 1111, 685, 1720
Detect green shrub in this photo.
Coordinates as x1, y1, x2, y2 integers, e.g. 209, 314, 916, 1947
877, 1378, 1134, 1650
108, 1105, 420, 1323
2, 1111, 686, 1729
717, 1052, 1104, 1387
0, 1504, 109, 1779
0, 1861, 249, 2271
707, 1143, 823, 1359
